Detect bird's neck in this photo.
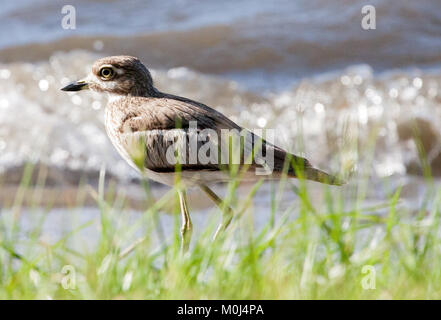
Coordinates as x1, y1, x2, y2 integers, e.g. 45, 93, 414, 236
107, 92, 126, 104
130, 84, 164, 98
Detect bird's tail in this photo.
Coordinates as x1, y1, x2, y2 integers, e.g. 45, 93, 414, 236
264, 142, 346, 186
299, 166, 345, 186
284, 155, 345, 186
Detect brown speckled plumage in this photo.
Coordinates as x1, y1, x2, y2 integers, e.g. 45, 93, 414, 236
85, 55, 341, 186
61, 55, 343, 250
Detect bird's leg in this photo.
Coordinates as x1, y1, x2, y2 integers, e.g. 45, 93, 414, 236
199, 184, 234, 240
178, 189, 193, 253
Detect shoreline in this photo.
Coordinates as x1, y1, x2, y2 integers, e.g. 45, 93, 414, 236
0, 184, 227, 212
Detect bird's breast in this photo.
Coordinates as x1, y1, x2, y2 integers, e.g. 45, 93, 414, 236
104, 104, 137, 168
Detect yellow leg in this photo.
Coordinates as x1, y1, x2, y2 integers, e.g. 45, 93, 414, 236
178, 189, 193, 253
200, 184, 233, 240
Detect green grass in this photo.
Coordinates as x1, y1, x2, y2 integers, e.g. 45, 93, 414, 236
1, 158, 441, 300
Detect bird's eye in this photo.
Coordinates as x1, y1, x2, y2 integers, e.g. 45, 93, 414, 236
99, 67, 115, 80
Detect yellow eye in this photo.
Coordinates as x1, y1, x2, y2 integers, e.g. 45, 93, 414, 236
99, 67, 114, 80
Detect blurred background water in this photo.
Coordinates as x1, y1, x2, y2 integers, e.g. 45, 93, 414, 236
0, 0, 440, 217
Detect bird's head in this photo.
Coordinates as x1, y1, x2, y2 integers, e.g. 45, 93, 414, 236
61, 55, 156, 96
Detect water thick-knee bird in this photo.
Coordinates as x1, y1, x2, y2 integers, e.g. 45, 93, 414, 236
61, 55, 343, 252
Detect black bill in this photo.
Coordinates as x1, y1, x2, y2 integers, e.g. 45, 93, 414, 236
61, 81, 88, 91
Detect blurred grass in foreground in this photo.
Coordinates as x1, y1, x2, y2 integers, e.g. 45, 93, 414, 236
0, 151, 441, 299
